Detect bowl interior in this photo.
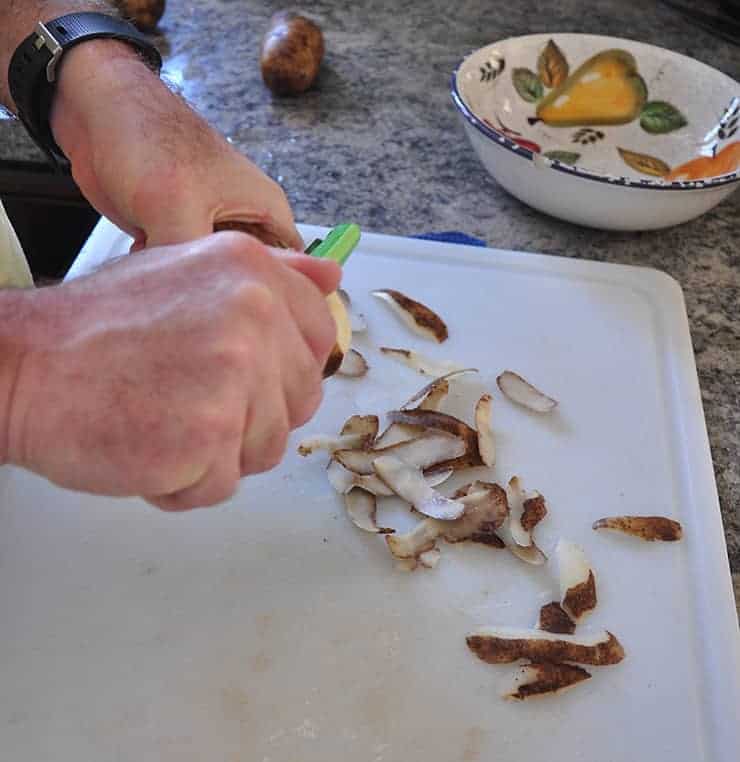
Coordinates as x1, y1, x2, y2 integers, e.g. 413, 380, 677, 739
455, 34, 740, 185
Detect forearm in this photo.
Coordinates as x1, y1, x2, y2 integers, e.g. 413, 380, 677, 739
0, 0, 118, 108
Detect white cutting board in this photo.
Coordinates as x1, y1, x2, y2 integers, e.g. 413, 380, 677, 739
2, 224, 738, 762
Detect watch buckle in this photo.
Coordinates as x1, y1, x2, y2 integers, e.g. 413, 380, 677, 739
34, 21, 63, 83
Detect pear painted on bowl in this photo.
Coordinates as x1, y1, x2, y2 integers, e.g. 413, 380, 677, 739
536, 50, 647, 127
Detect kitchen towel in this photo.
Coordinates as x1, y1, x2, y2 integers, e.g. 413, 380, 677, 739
0, 201, 33, 288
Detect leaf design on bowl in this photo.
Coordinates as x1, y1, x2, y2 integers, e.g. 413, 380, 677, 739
617, 147, 671, 177
543, 150, 581, 165
512, 68, 544, 103
640, 101, 688, 134
537, 40, 569, 88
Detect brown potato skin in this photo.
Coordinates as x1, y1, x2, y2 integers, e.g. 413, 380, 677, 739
260, 12, 325, 95
115, 0, 166, 32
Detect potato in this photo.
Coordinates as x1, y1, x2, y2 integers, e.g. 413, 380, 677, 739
323, 291, 352, 378
115, 0, 165, 32
260, 11, 324, 95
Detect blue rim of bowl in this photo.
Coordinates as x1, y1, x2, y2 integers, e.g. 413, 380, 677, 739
450, 69, 740, 192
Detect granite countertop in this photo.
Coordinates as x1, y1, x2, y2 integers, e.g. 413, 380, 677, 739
1, 1, 738, 604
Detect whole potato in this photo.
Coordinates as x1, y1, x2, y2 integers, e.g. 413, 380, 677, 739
115, 0, 166, 33
260, 11, 324, 95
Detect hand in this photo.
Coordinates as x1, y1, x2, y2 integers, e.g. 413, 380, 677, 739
50, 41, 303, 250
5, 232, 341, 510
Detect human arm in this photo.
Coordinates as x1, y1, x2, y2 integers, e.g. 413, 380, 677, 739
0, 1, 303, 249
0, 232, 340, 510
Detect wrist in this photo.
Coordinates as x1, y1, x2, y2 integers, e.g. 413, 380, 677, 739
50, 38, 160, 162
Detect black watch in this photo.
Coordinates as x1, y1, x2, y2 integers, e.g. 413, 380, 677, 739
8, 12, 162, 171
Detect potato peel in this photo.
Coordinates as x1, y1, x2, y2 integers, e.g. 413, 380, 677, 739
340, 414, 379, 443
387, 409, 484, 473
386, 481, 507, 562
592, 516, 683, 542
372, 289, 448, 343
298, 433, 367, 457
506, 476, 530, 547
557, 540, 597, 621
327, 459, 452, 496
418, 379, 450, 411
475, 393, 496, 467
373, 455, 466, 520
466, 627, 625, 666
538, 602, 576, 635
419, 548, 442, 569
337, 349, 369, 377
335, 432, 466, 476
497, 516, 547, 565
327, 459, 394, 496
380, 347, 464, 377
300, 414, 378, 456
497, 371, 558, 413
401, 368, 479, 409
344, 488, 394, 534
375, 422, 424, 448
521, 494, 547, 532
507, 662, 591, 700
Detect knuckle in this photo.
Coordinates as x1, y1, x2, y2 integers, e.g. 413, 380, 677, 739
241, 281, 278, 323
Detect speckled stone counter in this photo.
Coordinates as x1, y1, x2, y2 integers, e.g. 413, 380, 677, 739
1, 1, 738, 603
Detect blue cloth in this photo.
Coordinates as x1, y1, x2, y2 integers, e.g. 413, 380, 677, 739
413, 231, 487, 247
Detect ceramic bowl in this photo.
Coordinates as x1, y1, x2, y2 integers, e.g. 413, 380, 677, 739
451, 33, 740, 231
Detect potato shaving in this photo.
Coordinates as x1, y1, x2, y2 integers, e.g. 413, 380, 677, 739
386, 481, 507, 562
373, 455, 466, 520
335, 432, 466, 476
299, 414, 379, 457
327, 459, 452, 496
466, 627, 625, 666
475, 393, 495, 467
340, 414, 379, 442
538, 602, 576, 635
448, 482, 508, 545
401, 368, 478, 409
497, 371, 558, 413
506, 476, 530, 547
344, 488, 394, 534
557, 540, 597, 621
592, 515, 683, 542
419, 548, 442, 569
298, 433, 367, 457
374, 422, 424, 448
386, 519, 440, 560
418, 379, 450, 411
507, 662, 591, 700
337, 289, 367, 333
380, 347, 464, 377
386, 409, 484, 473
497, 517, 547, 565
337, 349, 369, 377
327, 459, 393, 496
521, 494, 547, 531
372, 289, 448, 343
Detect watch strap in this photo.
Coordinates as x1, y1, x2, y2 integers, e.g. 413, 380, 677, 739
8, 12, 162, 170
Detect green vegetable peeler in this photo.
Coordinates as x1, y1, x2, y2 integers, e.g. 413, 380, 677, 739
305, 223, 360, 265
